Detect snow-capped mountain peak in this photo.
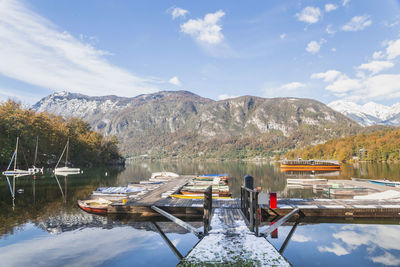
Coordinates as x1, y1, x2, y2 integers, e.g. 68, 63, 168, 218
328, 100, 400, 126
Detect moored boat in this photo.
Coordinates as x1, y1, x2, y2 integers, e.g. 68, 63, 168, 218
181, 190, 232, 197
151, 172, 179, 179
54, 138, 80, 174
195, 174, 229, 181
77, 199, 111, 214
2, 137, 31, 176
369, 180, 400, 187
280, 160, 341, 171
169, 194, 231, 200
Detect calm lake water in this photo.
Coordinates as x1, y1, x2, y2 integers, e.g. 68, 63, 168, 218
1, 161, 400, 266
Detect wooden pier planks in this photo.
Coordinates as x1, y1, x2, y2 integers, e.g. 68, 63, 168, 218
180, 208, 290, 266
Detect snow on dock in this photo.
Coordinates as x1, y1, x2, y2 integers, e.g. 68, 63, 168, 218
180, 208, 290, 266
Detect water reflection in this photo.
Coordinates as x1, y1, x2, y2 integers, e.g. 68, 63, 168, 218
267, 221, 400, 267
0, 219, 199, 267
1, 160, 400, 266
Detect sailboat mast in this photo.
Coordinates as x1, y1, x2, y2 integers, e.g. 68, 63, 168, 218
14, 137, 19, 171
34, 136, 38, 166
65, 138, 69, 167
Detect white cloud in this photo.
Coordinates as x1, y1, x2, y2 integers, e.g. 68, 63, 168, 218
168, 76, 181, 86
364, 74, 400, 99
181, 10, 225, 45
0, 0, 157, 98
326, 24, 336, 35
343, 0, 350, 6
296, 7, 322, 24
218, 94, 239, 100
169, 7, 189, 19
386, 39, 400, 60
279, 82, 305, 90
371, 252, 400, 266
342, 15, 372, 31
331, 48, 337, 52
306, 40, 325, 54
311, 70, 342, 82
292, 234, 311, 243
325, 4, 338, 12
372, 50, 385, 59
280, 33, 286, 39
318, 242, 350, 256
326, 75, 362, 93
358, 60, 394, 74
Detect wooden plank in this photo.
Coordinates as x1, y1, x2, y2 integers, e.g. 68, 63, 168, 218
151, 205, 202, 238
152, 222, 183, 260
263, 208, 300, 236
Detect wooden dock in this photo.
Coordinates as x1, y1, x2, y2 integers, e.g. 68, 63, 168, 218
179, 208, 290, 266
82, 174, 400, 266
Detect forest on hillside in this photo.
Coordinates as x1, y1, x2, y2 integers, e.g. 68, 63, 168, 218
0, 100, 122, 168
285, 128, 400, 162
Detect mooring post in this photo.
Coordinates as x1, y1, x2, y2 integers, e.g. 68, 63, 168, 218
203, 185, 212, 234
249, 190, 254, 231
254, 189, 260, 236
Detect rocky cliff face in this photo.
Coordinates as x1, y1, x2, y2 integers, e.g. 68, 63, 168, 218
33, 91, 360, 158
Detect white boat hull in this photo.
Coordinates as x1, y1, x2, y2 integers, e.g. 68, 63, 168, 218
2, 169, 31, 176
55, 167, 80, 176
151, 172, 179, 179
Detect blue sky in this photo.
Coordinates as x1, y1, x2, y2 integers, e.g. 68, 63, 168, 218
1, 0, 400, 105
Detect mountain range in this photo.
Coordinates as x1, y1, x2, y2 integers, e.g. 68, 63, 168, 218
328, 100, 400, 126
33, 91, 362, 158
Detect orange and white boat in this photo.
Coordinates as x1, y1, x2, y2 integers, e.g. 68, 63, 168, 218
280, 160, 341, 172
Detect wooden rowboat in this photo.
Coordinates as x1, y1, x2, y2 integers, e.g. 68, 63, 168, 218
77, 199, 111, 214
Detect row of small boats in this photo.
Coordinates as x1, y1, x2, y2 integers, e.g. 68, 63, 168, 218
175, 174, 231, 198
78, 173, 233, 214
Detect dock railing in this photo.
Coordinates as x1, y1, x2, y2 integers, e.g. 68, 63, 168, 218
240, 186, 260, 235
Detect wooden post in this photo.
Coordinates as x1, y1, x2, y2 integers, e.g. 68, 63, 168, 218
203, 185, 212, 234
254, 190, 259, 236
249, 190, 254, 232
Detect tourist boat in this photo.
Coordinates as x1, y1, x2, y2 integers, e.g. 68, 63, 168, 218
28, 136, 43, 174
77, 199, 111, 214
2, 137, 31, 176
369, 180, 400, 188
54, 138, 80, 174
280, 160, 341, 171
170, 194, 231, 200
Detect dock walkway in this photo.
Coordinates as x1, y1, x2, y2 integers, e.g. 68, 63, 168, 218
180, 208, 290, 266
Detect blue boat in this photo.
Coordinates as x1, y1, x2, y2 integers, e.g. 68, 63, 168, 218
370, 180, 400, 188
197, 174, 229, 177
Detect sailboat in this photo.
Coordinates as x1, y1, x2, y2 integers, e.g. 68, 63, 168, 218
54, 138, 80, 175
28, 136, 44, 174
2, 137, 31, 176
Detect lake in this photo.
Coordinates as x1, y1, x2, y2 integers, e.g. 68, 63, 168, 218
0, 161, 399, 266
